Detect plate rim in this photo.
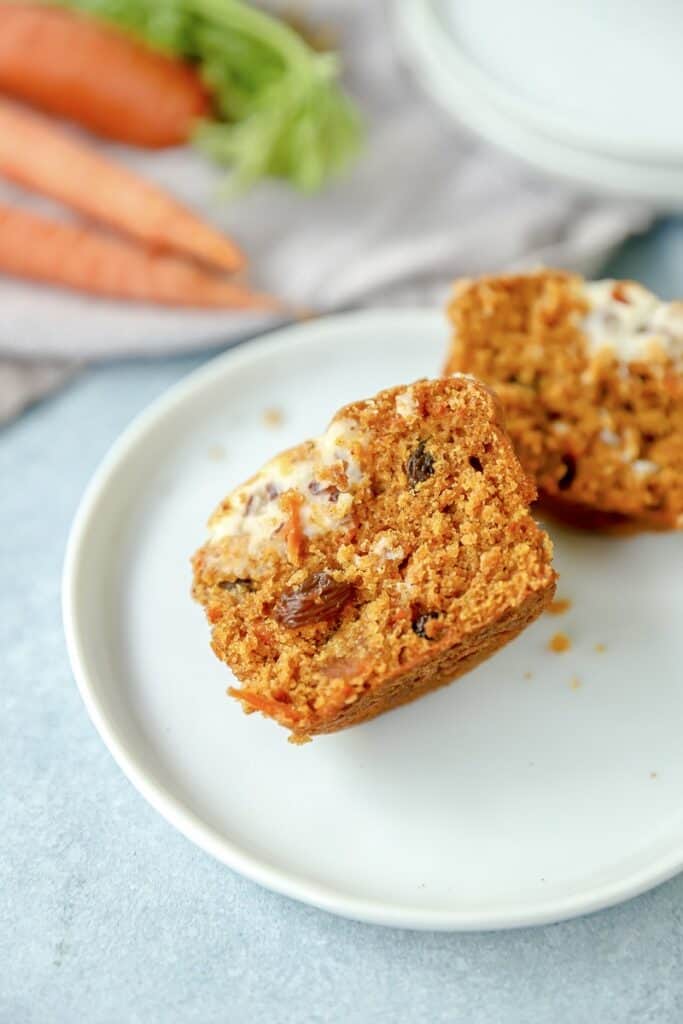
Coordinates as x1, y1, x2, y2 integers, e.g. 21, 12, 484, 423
62, 308, 683, 931
395, 0, 683, 208
410, 0, 683, 165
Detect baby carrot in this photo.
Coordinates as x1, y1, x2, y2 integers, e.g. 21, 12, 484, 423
0, 4, 210, 148
0, 99, 245, 273
0, 202, 275, 309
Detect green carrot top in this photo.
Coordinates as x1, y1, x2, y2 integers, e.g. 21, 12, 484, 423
60, 0, 363, 191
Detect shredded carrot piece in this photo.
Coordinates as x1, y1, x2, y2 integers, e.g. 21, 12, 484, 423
230, 688, 300, 723
280, 490, 306, 565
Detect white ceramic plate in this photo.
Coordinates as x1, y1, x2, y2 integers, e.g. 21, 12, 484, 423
397, 0, 683, 206
64, 310, 683, 931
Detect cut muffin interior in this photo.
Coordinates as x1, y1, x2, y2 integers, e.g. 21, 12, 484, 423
445, 270, 683, 528
192, 377, 556, 741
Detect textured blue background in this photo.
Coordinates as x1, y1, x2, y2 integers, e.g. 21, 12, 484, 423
3, 220, 683, 1024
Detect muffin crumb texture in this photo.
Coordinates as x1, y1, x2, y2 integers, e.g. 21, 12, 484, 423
446, 270, 683, 528
192, 378, 556, 740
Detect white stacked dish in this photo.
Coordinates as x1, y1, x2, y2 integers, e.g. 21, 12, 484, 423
397, 0, 683, 206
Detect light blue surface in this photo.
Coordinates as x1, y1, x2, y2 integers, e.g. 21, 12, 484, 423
3, 220, 683, 1024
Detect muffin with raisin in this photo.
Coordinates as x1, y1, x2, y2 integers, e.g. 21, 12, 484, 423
445, 270, 683, 529
192, 377, 556, 741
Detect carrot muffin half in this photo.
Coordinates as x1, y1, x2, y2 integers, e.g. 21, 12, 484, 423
192, 377, 556, 742
445, 270, 683, 528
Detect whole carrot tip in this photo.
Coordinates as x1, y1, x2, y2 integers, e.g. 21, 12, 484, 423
293, 304, 320, 322
252, 291, 288, 314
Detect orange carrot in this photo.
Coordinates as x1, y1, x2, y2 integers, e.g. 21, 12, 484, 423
0, 4, 210, 148
0, 99, 245, 273
0, 202, 276, 309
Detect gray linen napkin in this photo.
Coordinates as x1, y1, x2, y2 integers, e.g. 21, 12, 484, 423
0, 0, 652, 422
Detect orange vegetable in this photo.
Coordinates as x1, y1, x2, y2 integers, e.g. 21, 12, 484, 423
0, 99, 245, 272
0, 202, 276, 309
0, 3, 209, 148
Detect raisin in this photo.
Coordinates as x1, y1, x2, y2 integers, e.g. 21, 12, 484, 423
308, 481, 340, 502
412, 611, 439, 639
406, 440, 434, 488
246, 484, 278, 514
557, 454, 577, 491
218, 578, 255, 592
468, 455, 483, 473
273, 572, 354, 628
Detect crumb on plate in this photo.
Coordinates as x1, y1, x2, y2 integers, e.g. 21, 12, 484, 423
208, 444, 227, 461
262, 407, 284, 428
549, 631, 571, 653
547, 597, 572, 616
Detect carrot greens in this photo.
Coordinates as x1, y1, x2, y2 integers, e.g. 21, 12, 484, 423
59, 0, 362, 191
